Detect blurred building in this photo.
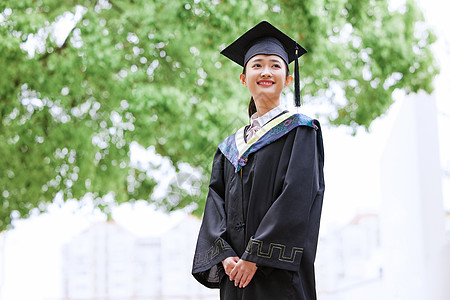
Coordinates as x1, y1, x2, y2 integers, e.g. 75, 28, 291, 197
380, 92, 450, 299
316, 92, 450, 300
62, 215, 217, 300
446, 211, 450, 241
316, 213, 383, 300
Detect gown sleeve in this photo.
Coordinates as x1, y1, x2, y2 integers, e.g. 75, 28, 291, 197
241, 121, 325, 273
192, 149, 238, 288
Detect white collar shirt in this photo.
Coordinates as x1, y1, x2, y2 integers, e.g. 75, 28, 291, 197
246, 104, 287, 141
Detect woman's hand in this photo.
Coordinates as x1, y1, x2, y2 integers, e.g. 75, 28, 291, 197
222, 256, 239, 276
229, 259, 258, 288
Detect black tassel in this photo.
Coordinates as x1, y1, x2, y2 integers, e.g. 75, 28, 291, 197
294, 46, 301, 107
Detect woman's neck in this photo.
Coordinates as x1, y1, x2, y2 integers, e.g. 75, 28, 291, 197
254, 98, 280, 117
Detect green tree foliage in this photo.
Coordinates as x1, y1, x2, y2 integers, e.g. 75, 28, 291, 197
0, 0, 438, 231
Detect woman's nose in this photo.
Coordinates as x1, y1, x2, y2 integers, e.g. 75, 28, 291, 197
261, 66, 272, 77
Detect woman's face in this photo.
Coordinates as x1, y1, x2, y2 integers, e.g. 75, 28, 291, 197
240, 54, 293, 103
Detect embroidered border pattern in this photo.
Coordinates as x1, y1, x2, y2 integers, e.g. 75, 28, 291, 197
245, 239, 303, 263
194, 237, 231, 267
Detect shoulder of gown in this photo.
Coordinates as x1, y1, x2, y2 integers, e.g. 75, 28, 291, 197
218, 113, 322, 172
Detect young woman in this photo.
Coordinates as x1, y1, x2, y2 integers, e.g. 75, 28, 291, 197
192, 21, 325, 300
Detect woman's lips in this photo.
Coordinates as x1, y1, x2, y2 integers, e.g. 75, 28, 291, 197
257, 80, 275, 86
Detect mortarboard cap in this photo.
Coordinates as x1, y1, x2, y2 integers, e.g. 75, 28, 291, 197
221, 21, 307, 107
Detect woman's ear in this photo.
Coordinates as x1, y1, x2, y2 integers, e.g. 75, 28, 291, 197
284, 74, 293, 87
240, 73, 247, 86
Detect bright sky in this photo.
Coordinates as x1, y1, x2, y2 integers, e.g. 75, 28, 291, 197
1, 0, 450, 299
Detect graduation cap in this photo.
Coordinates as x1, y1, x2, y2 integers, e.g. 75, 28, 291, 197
221, 21, 307, 107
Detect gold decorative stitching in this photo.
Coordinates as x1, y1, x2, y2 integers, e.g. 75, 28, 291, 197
245, 239, 303, 263
194, 237, 231, 266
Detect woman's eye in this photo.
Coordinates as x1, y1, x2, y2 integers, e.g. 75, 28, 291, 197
252, 64, 261, 68
273, 64, 281, 68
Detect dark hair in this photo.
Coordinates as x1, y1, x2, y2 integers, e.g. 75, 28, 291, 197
243, 62, 290, 118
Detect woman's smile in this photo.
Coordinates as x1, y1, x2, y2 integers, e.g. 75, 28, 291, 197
257, 80, 275, 86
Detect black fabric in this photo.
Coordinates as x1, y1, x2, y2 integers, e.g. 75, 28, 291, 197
244, 37, 289, 69
192, 122, 325, 300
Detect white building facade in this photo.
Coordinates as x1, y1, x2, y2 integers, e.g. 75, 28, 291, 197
62, 216, 217, 300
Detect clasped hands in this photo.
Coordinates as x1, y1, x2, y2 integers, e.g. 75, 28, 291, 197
222, 256, 257, 288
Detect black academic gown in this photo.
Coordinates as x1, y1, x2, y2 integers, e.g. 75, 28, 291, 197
192, 112, 325, 300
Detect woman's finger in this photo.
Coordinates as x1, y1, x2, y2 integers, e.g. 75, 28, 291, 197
239, 273, 248, 288
229, 265, 237, 281
223, 257, 239, 276
242, 271, 255, 288
233, 270, 243, 287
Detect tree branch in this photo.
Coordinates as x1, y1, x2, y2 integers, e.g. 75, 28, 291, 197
38, 32, 71, 62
